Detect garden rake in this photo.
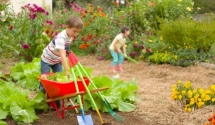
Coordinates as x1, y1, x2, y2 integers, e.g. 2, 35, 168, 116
121, 53, 139, 64
68, 52, 125, 122
68, 52, 104, 124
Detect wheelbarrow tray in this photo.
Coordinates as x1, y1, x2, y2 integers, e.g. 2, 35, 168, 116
39, 73, 90, 98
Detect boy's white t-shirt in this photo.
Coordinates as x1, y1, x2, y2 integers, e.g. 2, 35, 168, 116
41, 30, 73, 65
109, 33, 126, 51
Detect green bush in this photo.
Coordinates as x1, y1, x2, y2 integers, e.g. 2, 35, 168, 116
158, 18, 215, 52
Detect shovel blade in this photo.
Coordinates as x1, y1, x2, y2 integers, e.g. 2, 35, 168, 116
77, 115, 93, 125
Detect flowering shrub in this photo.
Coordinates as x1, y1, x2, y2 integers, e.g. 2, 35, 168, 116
9, 4, 50, 61
171, 81, 215, 112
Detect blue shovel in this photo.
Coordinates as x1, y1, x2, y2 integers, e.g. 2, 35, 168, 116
69, 56, 93, 125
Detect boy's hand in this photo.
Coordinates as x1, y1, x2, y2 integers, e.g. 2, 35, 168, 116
66, 70, 70, 77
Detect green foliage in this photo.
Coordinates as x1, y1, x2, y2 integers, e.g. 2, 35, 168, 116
194, 0, 215, 14
0, 80, 48, 124
84, 75, 140, 112
158, 17, 215, 52
10, 58, 41, 90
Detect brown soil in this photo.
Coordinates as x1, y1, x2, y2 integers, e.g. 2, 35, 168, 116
2, 55, 215, 125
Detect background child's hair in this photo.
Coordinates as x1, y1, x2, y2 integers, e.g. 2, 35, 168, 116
121, 26, 130, 33
66, 15, 84, 29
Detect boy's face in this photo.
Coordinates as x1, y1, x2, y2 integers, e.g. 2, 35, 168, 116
124, 30, 130, 38
66, 26, 82, 38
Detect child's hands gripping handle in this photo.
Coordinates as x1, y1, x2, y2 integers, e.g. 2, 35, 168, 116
115, 49, 121, 53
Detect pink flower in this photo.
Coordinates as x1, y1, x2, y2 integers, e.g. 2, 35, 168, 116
23, 44, 30, 49
46, 20, 53, 25
98, 38, 102, 42
105, 35, 109, 39
133, 43, 138, 48
9, 26, 13, 30
98, 56, 103, 60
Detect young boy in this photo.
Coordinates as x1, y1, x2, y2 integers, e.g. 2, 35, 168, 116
109, 26, 130, 72
40, 15, 83, 107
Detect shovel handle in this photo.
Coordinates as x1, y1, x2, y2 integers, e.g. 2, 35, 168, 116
68, 98, 79, 114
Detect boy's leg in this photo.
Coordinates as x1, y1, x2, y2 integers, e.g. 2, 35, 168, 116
110, 50, 118, 72
117, 53, 124, 71
40, 60, 51, 93
52, 63, 62, 72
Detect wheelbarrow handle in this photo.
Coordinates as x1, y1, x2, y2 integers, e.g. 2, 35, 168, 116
68, 52, 79, 67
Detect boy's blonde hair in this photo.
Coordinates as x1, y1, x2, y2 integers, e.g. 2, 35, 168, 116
66, 15, 84, 29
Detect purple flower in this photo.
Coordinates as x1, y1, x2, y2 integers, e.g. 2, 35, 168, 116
9, 26, 13, 30
146, 48, 151, 53
36, 7, 45, 13
129, 51, 137, 57
45, 12, 49, 15
98, 56, 103, 60
133, 43, 138, 48
46, 20, 53, 25
23, 44, 30, 49
29, 13, 36, 19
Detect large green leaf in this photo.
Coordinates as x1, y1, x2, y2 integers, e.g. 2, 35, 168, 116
0, 104, 8, 119
10, 102, 38, 123
117, 99, 136, 112
0, 120, 7, 125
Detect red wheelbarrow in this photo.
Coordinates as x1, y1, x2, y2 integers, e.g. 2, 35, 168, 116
39, 73, 108, 119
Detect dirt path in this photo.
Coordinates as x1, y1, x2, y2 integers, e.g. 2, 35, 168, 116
78, 55, 215, 125
2, 55, 215, 125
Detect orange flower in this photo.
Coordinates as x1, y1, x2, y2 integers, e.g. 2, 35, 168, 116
86, 42, 91, 47
114, 1, 118, 5
148, 1, 156, 7
84, 22, 89, 26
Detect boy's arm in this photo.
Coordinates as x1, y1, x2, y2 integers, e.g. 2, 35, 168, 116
59, 49, 70, 76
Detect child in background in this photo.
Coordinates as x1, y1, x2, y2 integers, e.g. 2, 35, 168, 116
40, 15, 83, 108
109, 26, 130, 72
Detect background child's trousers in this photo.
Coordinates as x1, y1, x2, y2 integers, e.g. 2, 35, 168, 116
110, 50, 124, 66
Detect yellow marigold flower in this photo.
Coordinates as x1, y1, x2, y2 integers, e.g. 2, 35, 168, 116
189, 101, 195, 105
187, 108, 191, 112
142, 49, 146, 53
184, 107, 187, 111
198, 98, 202, 102
212, 98, 215, 102
194, 94, 199, 99
160, 36, 163, 40
197, 7, 201, 10
197, 102, 204, 108
192, 90, 197, 93
177, 80, 182, 84
148, 40, 152, 42
201, 94, 205, 99
186, 7, 191, 11
182, 91, 186, 95
204, 95, 211, 101
178, 95, 182, 100
134, 41, 138, 44
178, 0, 182, 2
205, 90, 211, 94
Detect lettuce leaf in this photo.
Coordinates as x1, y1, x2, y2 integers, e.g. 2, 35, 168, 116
84, 75, 140, 112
